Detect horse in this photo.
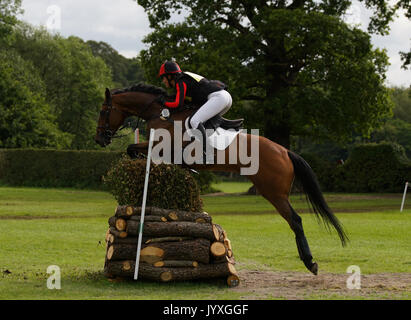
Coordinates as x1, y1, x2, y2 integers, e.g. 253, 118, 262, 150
95, 83, 348, 275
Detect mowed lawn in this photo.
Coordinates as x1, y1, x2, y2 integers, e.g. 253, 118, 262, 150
0, 185, 410, 299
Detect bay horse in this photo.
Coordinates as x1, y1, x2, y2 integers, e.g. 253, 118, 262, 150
95, 84, 348, 275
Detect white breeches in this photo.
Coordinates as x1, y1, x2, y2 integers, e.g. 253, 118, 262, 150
189, 90, 232, 129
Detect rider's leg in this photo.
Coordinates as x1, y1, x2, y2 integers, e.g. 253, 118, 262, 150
188, 90, 231, 164
189, 90, 232, 129
189, 90, 232, 164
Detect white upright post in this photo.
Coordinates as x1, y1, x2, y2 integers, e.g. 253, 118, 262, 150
134, 128, 155, 280
400, 181, 408, 212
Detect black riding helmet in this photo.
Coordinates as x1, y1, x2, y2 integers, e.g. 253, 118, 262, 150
158, 61, 182, 78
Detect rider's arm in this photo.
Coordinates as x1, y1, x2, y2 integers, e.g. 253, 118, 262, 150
164, 80, 187, 109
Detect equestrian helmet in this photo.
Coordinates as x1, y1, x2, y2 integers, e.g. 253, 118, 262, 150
158, 61, 182, 78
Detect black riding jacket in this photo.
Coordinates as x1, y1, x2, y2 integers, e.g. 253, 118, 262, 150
164, 72, 225, 109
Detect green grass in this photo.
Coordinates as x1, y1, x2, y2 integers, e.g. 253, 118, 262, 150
0, 187, 116, 218
211, 181, 252, 194
0, 185, 410, 299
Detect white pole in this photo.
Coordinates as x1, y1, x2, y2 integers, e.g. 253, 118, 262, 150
134, 128, 155, 280
400, 181, 408, 212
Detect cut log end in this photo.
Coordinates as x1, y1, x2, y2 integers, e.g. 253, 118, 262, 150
115, 218, 127, 231
126, 206, 134, 216
107, 245, 114, 260
123, 261, 132, 271
153, 261, 164, 268
160, 271, 173, 282
107, 234, 114, 244
227, 274, 240, 287
140, 246, 165, 264
109, 227, 128, 239
210, 242, 226, 257
168, 212, 178, 221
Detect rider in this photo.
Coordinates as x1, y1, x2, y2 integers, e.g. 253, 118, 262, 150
158, 60, 232, 163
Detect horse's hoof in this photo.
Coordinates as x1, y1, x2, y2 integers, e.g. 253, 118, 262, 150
310, 262, 318, 275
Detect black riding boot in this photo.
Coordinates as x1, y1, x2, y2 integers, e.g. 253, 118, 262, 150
197, 122, 214, 164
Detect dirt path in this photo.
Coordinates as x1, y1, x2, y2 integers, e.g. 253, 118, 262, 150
232, 270, 411, 299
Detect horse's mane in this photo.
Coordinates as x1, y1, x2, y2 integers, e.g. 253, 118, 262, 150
111, 83, 166, 96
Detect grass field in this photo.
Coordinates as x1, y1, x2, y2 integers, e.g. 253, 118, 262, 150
0, 184, 410, 300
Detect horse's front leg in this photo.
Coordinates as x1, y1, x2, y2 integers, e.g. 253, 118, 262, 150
127, 142, 149, 159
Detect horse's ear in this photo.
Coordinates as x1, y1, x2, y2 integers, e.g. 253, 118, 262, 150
105, 88, 112, 104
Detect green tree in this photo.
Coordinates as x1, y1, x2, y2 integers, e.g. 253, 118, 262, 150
391, 86, 411, 122
86, 40, 145, 88
136, 0, 399, 148
368, 87, 411, 157
0, 49, 72, 148
11, 24, 113, 149
0, 0, 21, 43
295, 86, 411, 160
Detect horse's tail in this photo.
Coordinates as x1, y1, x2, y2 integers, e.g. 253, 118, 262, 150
288, 151, 348, 246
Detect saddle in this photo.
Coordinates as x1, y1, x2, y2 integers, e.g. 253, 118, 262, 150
203, 114, 244, 131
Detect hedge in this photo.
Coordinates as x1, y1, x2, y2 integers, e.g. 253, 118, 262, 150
0, 149, 123, 189
333, 143, 411, 193
0, 149, 216, 193
301, 143, 411, 193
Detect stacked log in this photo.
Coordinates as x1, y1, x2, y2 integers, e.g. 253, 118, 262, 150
104, 206, 240, 287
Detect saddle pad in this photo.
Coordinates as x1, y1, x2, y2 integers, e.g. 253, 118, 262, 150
208, 127, 241, 150
185, 118, 241, 151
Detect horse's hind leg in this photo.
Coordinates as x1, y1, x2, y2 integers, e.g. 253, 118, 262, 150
287, 203, 318, 275
261, 194, 318, 275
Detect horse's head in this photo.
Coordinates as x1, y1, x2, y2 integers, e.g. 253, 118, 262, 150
95, 85, 169, 147
95, 88, 130, 147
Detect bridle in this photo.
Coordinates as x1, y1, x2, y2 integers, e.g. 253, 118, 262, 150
97, 93, 160, 141
97, 101, 131, 140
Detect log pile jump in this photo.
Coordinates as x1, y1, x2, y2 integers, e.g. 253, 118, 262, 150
104, 205, 240, 287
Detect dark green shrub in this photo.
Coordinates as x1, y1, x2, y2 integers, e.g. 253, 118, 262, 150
337, 143, 411, 192
103, 156, 203, 211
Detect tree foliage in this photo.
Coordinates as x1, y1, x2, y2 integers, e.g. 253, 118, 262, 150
10, 24, 113, 149
86, 40, 145, 88
0, 49, 72, 148
369, 87, 411, 157
137, 0, 397, 148
0, 4, 143, 151
0, 0, 21, 44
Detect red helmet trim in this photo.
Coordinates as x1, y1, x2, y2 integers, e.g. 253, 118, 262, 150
158, 61, 182, 78
158, 63, 166, 78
